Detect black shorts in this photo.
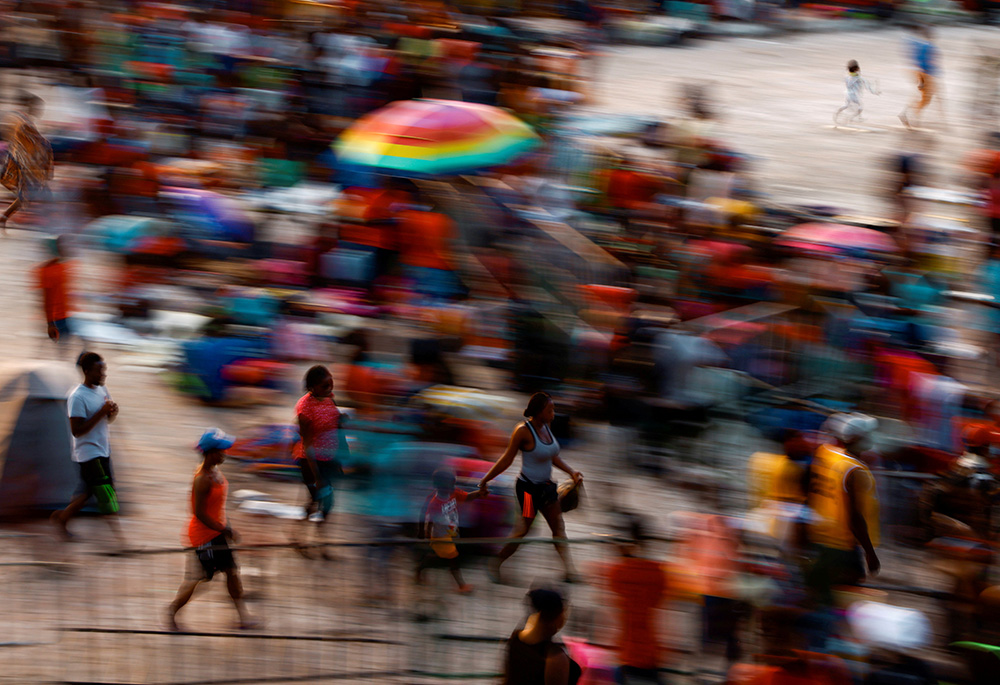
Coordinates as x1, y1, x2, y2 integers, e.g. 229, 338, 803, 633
515, 476, 558, 520
190, 534, 236, 581
77, 457, 114, 496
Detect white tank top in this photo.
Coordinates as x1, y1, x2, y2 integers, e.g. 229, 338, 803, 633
520, 420, 559, 484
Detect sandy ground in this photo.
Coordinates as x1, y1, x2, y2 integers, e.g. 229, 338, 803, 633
594, 24, 999, 215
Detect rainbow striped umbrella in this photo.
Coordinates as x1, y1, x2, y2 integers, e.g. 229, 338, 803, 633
335, 99, 541, 176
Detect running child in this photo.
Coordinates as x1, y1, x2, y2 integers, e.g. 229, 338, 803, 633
417, 468, 487, 593
168, 428, 258, 631
834, 60, 881, 127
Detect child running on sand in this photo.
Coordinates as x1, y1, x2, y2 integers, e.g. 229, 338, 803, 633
168, 428, 258, 631
834, 60, 881, 127
417, 468, 487, 593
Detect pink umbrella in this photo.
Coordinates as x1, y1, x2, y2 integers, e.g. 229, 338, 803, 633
776, 223, 897, 254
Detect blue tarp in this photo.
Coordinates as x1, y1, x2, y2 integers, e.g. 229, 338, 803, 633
182, 336, 270, 402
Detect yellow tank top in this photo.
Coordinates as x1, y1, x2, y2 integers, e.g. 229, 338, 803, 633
748, 452, 806, 508
808, 444, 880, 551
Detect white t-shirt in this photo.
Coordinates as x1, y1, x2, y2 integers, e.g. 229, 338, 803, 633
67, 384, 111, 463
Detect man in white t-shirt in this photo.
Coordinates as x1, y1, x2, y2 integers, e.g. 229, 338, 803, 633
52, 352, 123, 545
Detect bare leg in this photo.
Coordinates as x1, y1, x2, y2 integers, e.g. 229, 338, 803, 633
497, 517, 533, 564
225, 569, 256, 628
51, 492, 90, 539
491, 517, 533, 582
539, 502, 575, 581
449, 558, 471, 592
899, 97, 915, 129
167, 578, 204, 631
415, 550, 433, 584
293, 495, 316, 558
834, 103, 855, 126
0, 197, 21, 234
60, 492, 90, 519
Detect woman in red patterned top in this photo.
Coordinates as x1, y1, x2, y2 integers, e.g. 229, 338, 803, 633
293, 365, 348, 558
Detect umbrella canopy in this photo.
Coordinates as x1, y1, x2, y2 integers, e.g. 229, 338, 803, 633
335, 99, 541, 176
776, 223, 897, 255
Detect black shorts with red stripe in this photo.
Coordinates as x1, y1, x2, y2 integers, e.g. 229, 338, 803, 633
515, 475, 558, 520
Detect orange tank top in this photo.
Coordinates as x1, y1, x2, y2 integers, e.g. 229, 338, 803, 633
187, 468, 228, 547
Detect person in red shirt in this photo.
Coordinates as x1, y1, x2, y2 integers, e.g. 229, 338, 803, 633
397, 208, 454, 271
605, 162, 665, 232
417, 468, 486, 593
397, 206, 465, 299
606, 516, 669, 684
35, 235, 73, 348
293, 365, 349, 558
335, 184, 411, 281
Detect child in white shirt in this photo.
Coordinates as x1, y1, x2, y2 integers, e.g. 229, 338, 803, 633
835, 60, 881, 127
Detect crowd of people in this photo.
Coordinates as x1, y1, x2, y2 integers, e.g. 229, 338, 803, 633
5, 1, 1000, 684
45, 341, 1000, 683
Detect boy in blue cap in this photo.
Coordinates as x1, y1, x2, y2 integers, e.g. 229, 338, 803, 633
168, 428, 258, 631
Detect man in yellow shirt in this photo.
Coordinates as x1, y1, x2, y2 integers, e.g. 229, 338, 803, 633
748, 432, 812, 509
747, 432, 813, 551
806, 413, 881, 605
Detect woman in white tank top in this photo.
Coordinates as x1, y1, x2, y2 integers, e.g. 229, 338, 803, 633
478, 392, 584, 583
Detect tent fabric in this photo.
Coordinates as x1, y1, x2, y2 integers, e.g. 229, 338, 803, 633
0, 363, 79, 517
0, 361, 78, 400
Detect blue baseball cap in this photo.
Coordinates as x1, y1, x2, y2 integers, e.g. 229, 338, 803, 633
197, 428, 235, 453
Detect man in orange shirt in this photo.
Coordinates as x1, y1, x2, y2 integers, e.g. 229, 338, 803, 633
35, 235, 73, 347
396, 206, 464, 299
334, 185, 411, 281
606, 516, 669, 684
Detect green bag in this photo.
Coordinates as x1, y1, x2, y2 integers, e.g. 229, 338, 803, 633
92, 461, 119, 515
